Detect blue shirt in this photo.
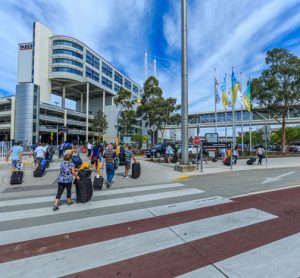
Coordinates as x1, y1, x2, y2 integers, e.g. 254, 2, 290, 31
11, 146, 23, 161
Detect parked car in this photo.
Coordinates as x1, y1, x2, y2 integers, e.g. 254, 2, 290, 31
145, 144, 167, 158
178, 144, 200, 156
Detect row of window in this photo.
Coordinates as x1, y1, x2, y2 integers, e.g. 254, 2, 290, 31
53, 49, 83, 59
53, 40, 83, 51
114, 83, 121, 93
124, 79, 132, 90
114, 71, 123, 85
86, 66, 99, 82
102, 76, 112, 89
102, 62, 112, 78
86, 50, 100, 69
53, 58, 83, 68
52, 67, 83, 76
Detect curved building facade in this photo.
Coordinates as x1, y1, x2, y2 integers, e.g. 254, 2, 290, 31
16, 22, 143, 145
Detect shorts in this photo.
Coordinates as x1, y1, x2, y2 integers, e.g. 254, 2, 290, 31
12, 160, 22, 171
125, 161, 131, 170
35, 157, 43, 164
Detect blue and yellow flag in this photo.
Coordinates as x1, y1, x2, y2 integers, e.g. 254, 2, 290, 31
231, 70, 239, 105
242, 78, 251, 111
221, 75, 228, 107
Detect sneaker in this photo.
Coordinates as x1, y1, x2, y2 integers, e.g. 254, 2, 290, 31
67, 200, 73, 205
52, 206, 59, 211
106, 181, 111, 188
125, 176, 130, 179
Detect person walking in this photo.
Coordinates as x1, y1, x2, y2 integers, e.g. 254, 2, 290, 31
6, 141, 23, 172
165, 143, 174, 163
33, 142, 45, 169
257, 145, 265, 165
87, 142, 92, 158
53, 153, 79, 211
124, 145, 136, 179
90, 144, 100, 168
233, 146, 239, 165
58, 142, 64, 159
102, 143, 116, 188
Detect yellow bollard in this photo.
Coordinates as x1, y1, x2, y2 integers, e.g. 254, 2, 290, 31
97, 159, 101, 175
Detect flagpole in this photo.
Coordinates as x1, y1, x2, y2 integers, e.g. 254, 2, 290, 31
249, 111, 252, 152
214, 68, 217, 133
232, 67, 236, 149
225, 107, 227, 142
241, 105, 244, 153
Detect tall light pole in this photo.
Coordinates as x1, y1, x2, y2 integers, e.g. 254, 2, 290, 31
181, 0, 189, 165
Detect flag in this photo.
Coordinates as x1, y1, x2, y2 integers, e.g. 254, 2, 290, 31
228, 89, 232, 107
214, 78, 221, 104
231, 70, 239, 105
242, 79, 251, 111
221, 75, 228, 107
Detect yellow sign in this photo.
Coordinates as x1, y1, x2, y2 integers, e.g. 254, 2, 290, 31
50, 132, 53, 140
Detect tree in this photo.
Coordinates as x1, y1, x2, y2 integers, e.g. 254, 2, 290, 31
251, 48, 300, 152
91, 111, 108, 138
271, 127, 300, 144
132, 133, 144, 147
137, 76, 180, 144
114, 87, 136, 136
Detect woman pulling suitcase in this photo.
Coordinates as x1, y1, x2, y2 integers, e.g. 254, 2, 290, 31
53, 152, 79, 211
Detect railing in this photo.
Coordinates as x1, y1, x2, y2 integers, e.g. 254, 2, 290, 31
0, 141, 12, 162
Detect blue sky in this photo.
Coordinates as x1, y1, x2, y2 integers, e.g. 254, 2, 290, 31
1, 0, 300, 113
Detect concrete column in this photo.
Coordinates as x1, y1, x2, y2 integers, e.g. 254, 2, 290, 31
86, 83, 90, 143
10, 98, 16, 140
62, 85, 66, 108
64, 109, 67, 141
80, 92, 83, 113
102, 90, 105, 113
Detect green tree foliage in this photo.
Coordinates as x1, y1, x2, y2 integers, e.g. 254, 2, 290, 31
271, 127, 300, 144
251, 48, 300, 152
137, 76, 180, 143
236, 129, 263, 146
132, 133, 144, 147
91, 111, 108, 137
114, 87, 136, 136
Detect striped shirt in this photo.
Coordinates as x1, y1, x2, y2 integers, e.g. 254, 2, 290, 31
124, 150, 133, 163
103, 150, 116, 164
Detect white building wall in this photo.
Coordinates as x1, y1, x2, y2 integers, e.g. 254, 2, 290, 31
33, 22, 53, 104
17, 43, 33, 83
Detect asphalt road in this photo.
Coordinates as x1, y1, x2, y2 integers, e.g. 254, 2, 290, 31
182, 167, 300, 198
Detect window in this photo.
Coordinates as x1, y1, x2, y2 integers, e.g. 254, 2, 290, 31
102, 76, 112, 89
86, 50, 99, 69
133, 84, 139, 93
124, 79, 131, 90
114, 83, 121, 93
86, 66, 99, 82
52, 67, 83, 76
114, 72, 123, 85
102, 62, 112, 78
53, 58, 83, 68
53, 49, 83, 59
53, 40, 83, 51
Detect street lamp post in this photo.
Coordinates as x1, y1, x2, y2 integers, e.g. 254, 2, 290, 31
181, 0, 189, 165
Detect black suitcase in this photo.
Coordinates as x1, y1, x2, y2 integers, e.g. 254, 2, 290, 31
33, 163, 46, 177
76, 178, 93, 203
93, 175, 104, 190
247, 157, 256, 165
78, 169, 91, 180
131, 162, 141, 179
10, 171, 23, 185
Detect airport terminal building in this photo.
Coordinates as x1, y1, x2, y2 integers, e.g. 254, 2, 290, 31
11, 22, 142, 145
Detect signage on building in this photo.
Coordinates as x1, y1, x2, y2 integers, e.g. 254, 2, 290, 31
19, 43, 33, 50
123, 136, 131, 144
203, 142, 231, 149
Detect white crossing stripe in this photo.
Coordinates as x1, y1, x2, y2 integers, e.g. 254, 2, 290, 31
0, 208, 276, 278
180, 231, 300, 278
0, 189, 204, 222
0, 196, 231, 245
0, 183, 186, 208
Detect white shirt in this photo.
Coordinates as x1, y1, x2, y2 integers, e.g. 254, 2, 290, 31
34, 146, 45, 158
87, 143, 92, 149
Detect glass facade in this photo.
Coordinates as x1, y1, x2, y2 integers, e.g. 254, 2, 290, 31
86, 66, 99, 82
86, 50, 99, 69
52, 67, 83, 76
102, 76, 112, 89
102, 62, 112, 78
124, 79, 131, 90
53, 40, 83, 51
114, 83, 121, 93
53, 58, 83, 68
114, 71, 123, 85
133, 84, 138, 93
53, 49, 83, 59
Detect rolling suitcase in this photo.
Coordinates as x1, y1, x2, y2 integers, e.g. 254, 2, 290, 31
131, 162, 141, 179
76, 178, 93, 203
33, 160, 47, 177
247, 157, 256, 165
223, 157, 231, 166
10, 171, 24, 185
93, 175, 104, 190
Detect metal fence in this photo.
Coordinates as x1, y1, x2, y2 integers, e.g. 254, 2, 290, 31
0, 141, 12, 162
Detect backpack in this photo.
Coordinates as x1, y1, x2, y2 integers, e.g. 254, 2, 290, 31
73, 154, 82, 168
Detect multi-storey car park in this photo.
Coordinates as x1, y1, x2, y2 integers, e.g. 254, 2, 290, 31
11, 22, 143, 146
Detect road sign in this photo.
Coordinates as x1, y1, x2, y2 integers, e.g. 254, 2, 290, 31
193, 136, 200, 145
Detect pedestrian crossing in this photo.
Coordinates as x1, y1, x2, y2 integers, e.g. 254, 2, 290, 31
0, 182, 300, 277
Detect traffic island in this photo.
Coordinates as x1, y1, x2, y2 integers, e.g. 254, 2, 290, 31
174, 164, 196, 172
